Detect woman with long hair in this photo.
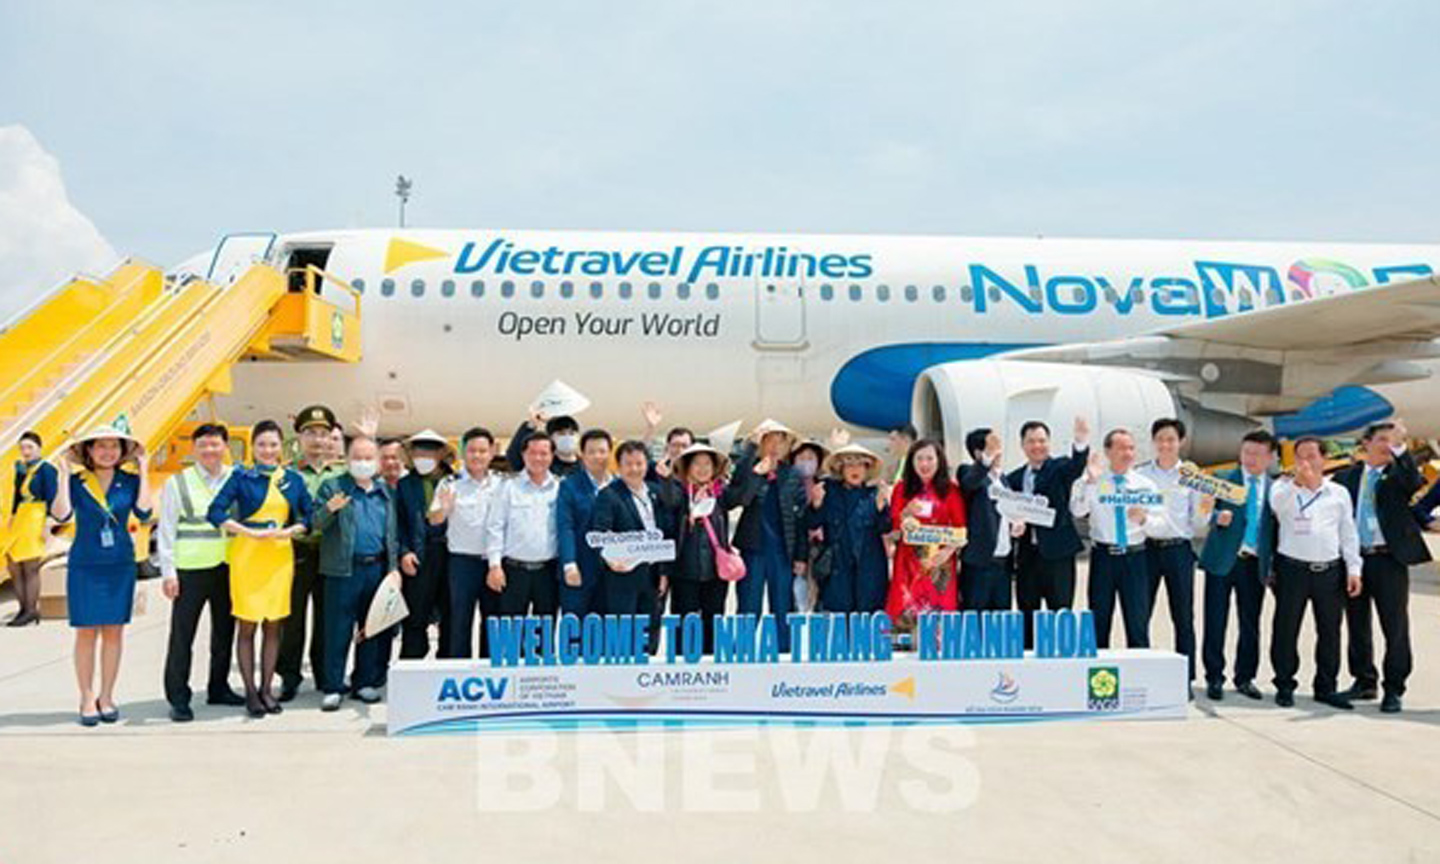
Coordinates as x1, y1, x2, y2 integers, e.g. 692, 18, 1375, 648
207, 421, 312, 717
886, 439, 967, 634
48, 426, 153, 725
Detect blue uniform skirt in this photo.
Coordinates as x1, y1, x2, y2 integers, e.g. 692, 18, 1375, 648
67, 561, 138, 627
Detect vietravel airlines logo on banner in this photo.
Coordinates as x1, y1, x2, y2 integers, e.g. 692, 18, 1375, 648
387, 611, 1188, 736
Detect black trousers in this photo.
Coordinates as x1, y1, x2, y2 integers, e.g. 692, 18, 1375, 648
279, 541, 326, 692
1270, 555, 1345, 697
162, 564, 236, 707
669, 578, 729, 655
1345, 552, 1412, 696
1014, 540, 1076, 649
401, 537, 451, 659
1202, 556, 1266, 687
605, 569, 661, 654
960, 560, 1012, 612
447, 553, 497, 659
498, 559, 559, 617
1146, 540, 1197, 679
1088, 547, 1152, 649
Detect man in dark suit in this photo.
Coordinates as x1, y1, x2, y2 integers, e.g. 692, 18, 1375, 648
591, 440, 673, 653
1005, 415, 1090, 648
1199, 430, 1279, 701
957, 427, 1014, 611
1333, 420, 1427, 713
557, 429, 615, 618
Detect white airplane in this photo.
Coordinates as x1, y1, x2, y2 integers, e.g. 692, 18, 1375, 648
182, 229, 1440, 467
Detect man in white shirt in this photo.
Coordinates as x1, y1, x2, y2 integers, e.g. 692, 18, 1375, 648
158, 423, 242, 721
1071, 428, 1165, 649
1268, 437, 1363, 710
431, 427, 502, 658
1136, 418, 1202, 682
486, 433, 562, 617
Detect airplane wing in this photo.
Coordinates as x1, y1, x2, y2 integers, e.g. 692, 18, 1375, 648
1003, 274, 1440, 412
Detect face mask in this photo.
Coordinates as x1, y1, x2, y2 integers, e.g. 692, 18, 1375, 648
412, 457, 438, 475
794, 459, 818, 479
349, 459, 379, 480
555, 434, 579, 456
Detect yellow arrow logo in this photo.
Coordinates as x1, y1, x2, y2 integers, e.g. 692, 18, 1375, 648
892, 676, 916, 699
384, 237, 449, 274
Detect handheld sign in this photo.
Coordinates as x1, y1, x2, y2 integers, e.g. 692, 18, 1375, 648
587, 529, 677, 567
902, 520, 968, 547
1178, 462, 1248, 506
363, 571, 408, 639
989, 485, 1056, 528
1096, 490, 1166, 507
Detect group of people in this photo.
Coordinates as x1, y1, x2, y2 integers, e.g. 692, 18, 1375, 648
4, 400, 1433, 724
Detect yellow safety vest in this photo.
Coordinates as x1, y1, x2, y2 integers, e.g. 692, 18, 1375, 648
174, 466, 229, 570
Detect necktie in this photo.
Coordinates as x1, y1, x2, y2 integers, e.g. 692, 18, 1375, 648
1113, 475, 1128, 547
1243, 475, 1260, 551
1358, 468, 1377, 549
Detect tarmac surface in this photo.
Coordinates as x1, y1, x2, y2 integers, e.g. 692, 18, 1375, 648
3, 548, 1439, 863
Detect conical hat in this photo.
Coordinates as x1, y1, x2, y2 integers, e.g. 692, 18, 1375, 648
823, 443, 882, 481
674, 442, 731, 479
64, 425, 143, 465
752, 418, 799, 449
406, 428, 453, 457
792, 438, 830, 464
531, 380, 590, 418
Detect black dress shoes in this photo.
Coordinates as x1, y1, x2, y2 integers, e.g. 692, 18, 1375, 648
1342, 683, 1378, 701
1205, 683, 1224, 701
1315, 692, 1354, 710
1380, 693, 1402, 713
1235, 681, 1263, 700
206, 690, 247, 707
278, 682, 300, 703
169, 704, 194, 723
1275, 691, 1295, 707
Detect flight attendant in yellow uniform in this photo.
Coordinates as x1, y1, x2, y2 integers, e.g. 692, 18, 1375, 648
207, 421, 312, 717
5, 431, 59, 626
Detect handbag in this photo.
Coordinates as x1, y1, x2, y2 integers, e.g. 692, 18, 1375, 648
700, 514, 747, 582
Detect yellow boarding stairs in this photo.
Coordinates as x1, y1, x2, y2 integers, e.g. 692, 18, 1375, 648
0, 255, 361, 611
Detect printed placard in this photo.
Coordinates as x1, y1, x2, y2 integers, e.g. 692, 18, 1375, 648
1096, 490, 1165, 508
587, 529, 676, 565
989, 486, 1057, 528
1177, 462, 1248, 506
902, 522, 969, 547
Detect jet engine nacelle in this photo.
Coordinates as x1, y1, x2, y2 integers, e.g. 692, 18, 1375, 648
910, 360, 1249, 469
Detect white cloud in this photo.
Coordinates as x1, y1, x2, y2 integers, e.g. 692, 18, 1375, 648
0, 125, 117, 323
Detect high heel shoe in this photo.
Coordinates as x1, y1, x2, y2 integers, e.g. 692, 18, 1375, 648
260, 694, 283, 715
98, 702, 120, 724
244, 695, 267, 719
79, 697, 100, 727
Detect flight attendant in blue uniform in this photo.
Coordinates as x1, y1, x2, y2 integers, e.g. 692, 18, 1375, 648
207, 420, 312, 718
49, 426, 153, 727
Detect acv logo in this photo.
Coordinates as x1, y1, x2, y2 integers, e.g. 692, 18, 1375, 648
437, 676, 510, 702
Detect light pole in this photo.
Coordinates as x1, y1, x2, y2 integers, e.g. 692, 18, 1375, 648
395, 175, 412, 228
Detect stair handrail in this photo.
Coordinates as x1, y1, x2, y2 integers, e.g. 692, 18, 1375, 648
0, 262, 165, 413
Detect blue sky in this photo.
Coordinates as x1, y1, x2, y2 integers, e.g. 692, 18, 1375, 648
3, 1, 1438, 266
